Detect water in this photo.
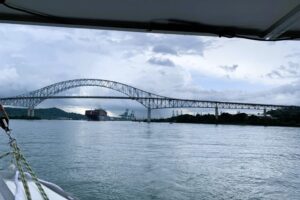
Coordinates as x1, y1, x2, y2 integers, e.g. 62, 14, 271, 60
0, 120, 299, 200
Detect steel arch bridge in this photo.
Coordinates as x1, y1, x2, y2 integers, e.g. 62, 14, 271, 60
0, 79, 295, 121
0, 79, 165, 108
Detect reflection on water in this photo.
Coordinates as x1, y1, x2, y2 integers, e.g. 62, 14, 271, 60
0, 120, 299, 199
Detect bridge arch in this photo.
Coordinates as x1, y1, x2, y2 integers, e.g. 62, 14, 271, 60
7, 79, 165, 108
0, 79, 292, 122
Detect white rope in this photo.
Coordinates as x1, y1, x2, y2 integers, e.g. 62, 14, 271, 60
14, 171, 25, 200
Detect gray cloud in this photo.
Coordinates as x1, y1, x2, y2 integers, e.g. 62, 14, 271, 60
265, 62, 300, 79
147, 57, 175, 67
219, 64, 238, 72
152, 45, 178, 55
123, 33, 212, 57
248, 81, 300, 105
285, 52, 300, 58
266, 70, 283, 79
173, 81, 300, 106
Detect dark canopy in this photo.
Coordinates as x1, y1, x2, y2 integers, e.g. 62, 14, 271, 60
1, 0, 300, 41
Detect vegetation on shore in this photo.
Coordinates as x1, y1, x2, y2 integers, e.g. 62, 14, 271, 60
151, 107, 300, 127
4, 106, 300, 127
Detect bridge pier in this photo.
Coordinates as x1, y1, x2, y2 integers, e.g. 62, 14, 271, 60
263, 108, 267, 117
27, 108, 35, 117
147, 108, 151, 123
215, 105, 219, 120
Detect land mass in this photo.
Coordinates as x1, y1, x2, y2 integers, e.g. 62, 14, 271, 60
4, 107, 86, 120
151, 107, 300, 127
4, 107, 300, 127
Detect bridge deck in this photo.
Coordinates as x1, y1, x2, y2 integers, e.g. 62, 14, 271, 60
0, 96, 296, 110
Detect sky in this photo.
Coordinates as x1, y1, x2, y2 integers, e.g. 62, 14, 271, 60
0, 23, 300, 118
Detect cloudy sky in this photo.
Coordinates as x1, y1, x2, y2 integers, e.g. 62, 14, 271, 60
0, 23, 300, 118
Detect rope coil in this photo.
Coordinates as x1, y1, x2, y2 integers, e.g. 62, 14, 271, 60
0, 105, 49, 200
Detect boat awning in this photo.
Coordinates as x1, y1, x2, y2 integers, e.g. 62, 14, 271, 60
0, 0, 300, 41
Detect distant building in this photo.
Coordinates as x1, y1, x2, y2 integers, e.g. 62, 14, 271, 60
85, 109, 109, 121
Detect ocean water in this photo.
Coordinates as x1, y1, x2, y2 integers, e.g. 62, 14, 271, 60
0, 120, 299, 200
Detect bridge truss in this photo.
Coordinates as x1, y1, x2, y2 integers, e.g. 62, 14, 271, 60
0, 79, 296, 121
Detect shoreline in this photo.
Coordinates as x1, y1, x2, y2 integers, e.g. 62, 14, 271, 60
150, 120, 300, 128
9, 118, 300, 128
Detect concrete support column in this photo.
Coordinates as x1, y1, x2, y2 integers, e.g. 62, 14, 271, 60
27, 107, 35, 117
215, 105, 219, 120
147, 107, 151, 123
31, 109, 35, 117
27, 108, 31, 117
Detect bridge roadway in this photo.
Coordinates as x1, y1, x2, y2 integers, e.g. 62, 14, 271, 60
0, 95, 291, 109
0, 79, 298, 122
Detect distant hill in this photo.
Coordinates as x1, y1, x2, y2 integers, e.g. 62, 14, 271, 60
4, 107, 86, 120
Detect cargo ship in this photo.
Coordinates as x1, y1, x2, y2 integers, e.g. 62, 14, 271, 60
85, 109, 109, 121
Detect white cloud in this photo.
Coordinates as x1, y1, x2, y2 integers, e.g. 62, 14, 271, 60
0, 66, 19, 82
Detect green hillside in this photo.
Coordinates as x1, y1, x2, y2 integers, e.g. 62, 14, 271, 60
4, 107, 86, 120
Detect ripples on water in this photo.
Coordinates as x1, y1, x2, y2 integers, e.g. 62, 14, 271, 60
0, 120, 299, 199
